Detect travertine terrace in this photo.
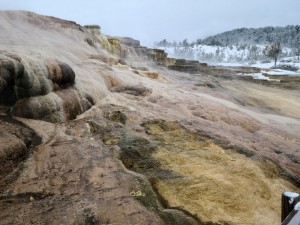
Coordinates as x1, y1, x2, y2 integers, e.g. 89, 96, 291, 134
0, 11, 299, 225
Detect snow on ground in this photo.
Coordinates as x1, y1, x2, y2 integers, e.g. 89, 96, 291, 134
252, 59, 300, 71
237, 73, 280, 81
217, 61, 300, 71
262, 69, 300, 75
158, 45, 300, 73
236, 65, 300, 81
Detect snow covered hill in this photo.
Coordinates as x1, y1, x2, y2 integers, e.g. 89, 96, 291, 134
158, 44, 300, 70
155, 25, 300, 71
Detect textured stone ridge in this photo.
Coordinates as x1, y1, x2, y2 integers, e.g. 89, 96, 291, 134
84, 23, 208, 70
0, 52, 93, 122
0, 111, 201, 225
117, 37, 141, 47
168, 59, 208, 73
0, 115, 41, 192
1, 11, 300, 225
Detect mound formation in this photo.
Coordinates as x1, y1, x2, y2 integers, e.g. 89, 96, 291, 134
0, 11, 299, 225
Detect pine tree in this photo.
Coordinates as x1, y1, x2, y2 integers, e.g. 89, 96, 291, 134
292, 27, 300, 60
249, 45, 258, 60
263, 42, 282, 66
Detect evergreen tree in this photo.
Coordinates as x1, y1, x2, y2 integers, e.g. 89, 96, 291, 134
182, 38, 189, 47
156, 39, 172, 47
292, 27, 300, 60
249, 45, 258, 60
263, 42, 282, 66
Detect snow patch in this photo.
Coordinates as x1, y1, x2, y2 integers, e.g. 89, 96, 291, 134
284, 192, 300, 199
262, 69, 299, 76
158, 45, 300, 72
237, 73, 280, 81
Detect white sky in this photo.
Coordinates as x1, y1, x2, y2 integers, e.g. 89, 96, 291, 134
0, 0, 299, 46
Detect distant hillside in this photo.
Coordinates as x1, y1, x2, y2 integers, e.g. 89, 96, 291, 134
200, 25, 300, 47
155, 25, 300, 64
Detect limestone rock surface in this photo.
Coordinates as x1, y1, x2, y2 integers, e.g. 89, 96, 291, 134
1, 10, 300, 225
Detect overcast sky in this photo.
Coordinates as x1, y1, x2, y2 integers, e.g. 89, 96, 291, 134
1, 0, 299, 46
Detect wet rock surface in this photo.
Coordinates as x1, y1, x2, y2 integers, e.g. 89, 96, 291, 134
1, 11, 300, 225
116, 118, 299, 225
0, 52, 94, 122
0, 109, 201, 225
0, 115, 41, 192
111, 84, 153, 96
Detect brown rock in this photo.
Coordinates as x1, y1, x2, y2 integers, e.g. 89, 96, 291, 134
89, 54, 119, 65
111, 84, 152, 96
44, 59, 75, 86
